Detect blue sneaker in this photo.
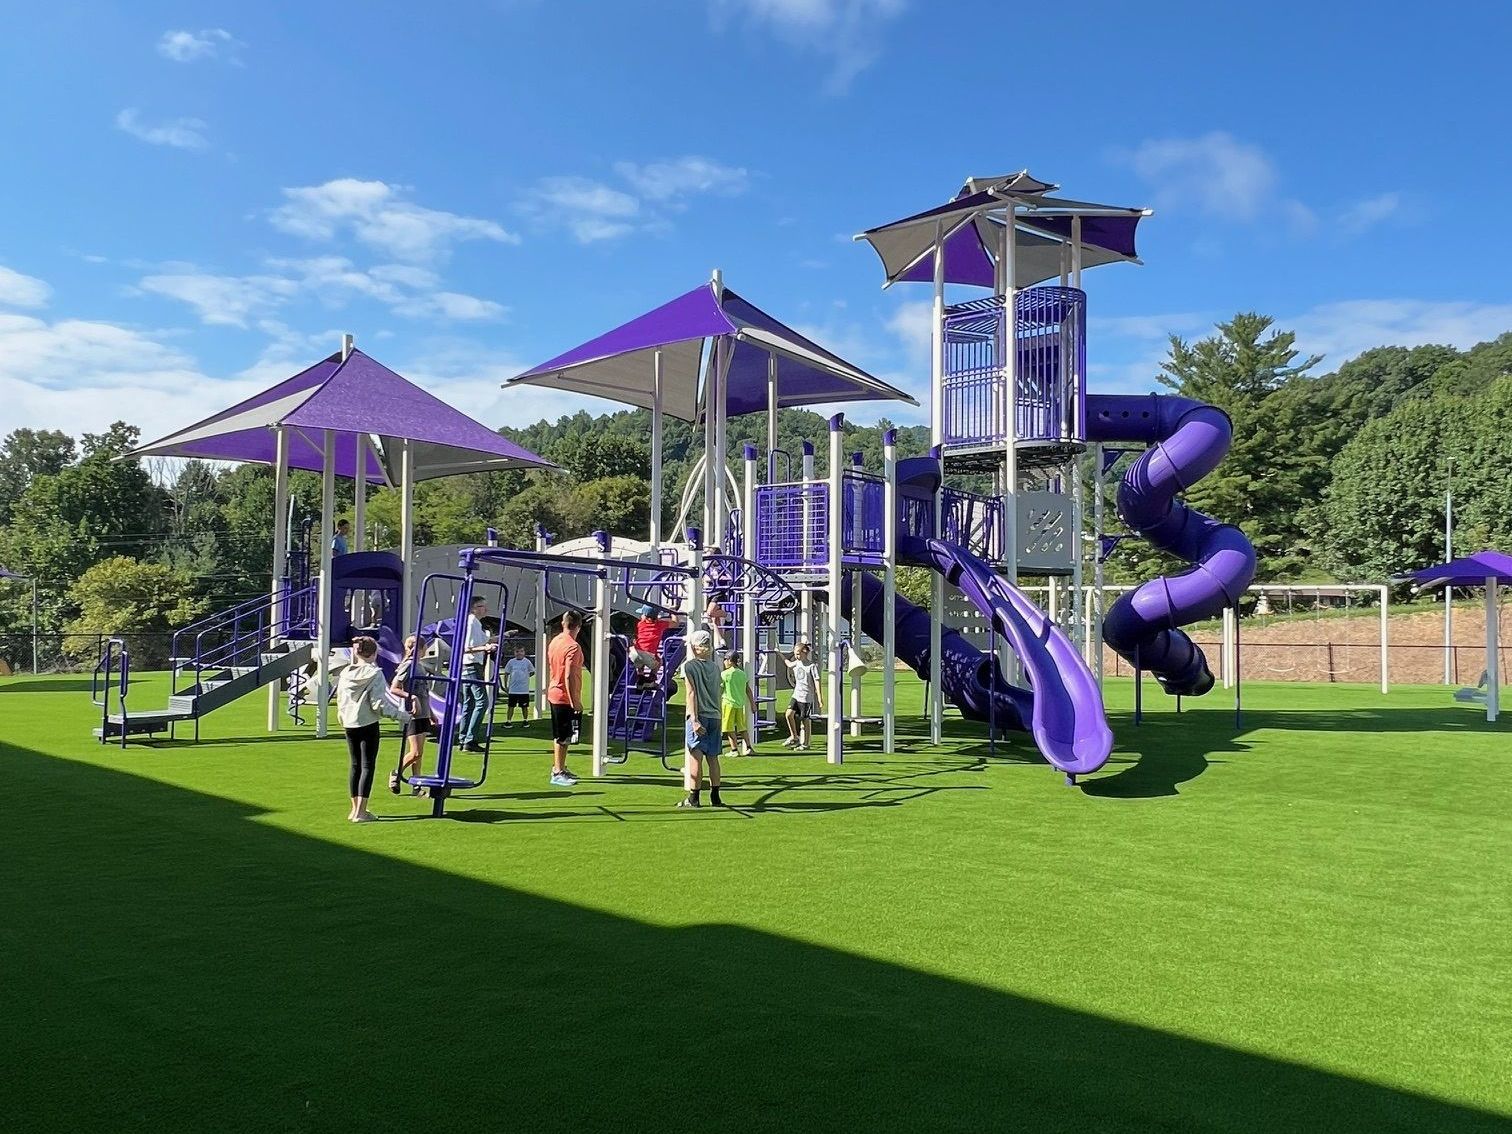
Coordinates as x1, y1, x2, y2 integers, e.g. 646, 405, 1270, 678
550, 771, 577, 788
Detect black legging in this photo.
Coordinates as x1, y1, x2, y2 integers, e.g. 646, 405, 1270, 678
345, 723, 381, 797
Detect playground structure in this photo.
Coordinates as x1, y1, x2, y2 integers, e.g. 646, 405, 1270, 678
96, 166, 1280, 802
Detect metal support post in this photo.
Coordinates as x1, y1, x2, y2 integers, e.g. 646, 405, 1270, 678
267, 426, 290, 730
315, 429, 336, 738
534, 524, 550, 717
882, 429, 898, 754
650, 348, 664, 551
826, 415, 845, 765
591, 530, 612, 777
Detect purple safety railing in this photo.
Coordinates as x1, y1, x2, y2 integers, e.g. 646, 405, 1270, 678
756, 482, 829, 568
168, 583, 317, 699
840, 471, 887, 563
941, 487, 1005, 561
942, 286, 1087, 448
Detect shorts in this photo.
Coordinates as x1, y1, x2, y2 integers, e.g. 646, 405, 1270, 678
550, 703, 577, 744
788, 698, 813, 721
507, 693, 531, 709
685, 715, 722, 759
403, 717, 433, 739
721, 703, 747, 734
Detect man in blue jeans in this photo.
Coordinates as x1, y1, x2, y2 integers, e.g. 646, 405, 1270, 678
459, 595, 494, 752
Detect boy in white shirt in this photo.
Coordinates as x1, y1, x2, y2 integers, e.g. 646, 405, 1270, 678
781, 640, 823, 751
501, 646, 535, 726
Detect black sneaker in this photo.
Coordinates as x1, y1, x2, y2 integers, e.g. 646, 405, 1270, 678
710, 790, 725, 808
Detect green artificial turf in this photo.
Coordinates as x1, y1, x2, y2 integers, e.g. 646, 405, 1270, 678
2, 671, 1510, 1132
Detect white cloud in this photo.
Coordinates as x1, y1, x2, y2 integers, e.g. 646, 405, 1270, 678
115, 108, 209, 150
1089, 312, 1210, 341
0, 312, 237, 438
885, 299, 932, 358
1288, 299, 1512, 366
1114, 131, 1280, 221
405, 346, 604, 426
157, 28, 243, 64
1337, 192, 1404, 236
613, 157, 749, 202
517, 176, 641, 244
137, 257, 505, 327
713, 0, 908, 93
137, 272, 300, 326
271, 179, 517, 262
0, 266, 51, 309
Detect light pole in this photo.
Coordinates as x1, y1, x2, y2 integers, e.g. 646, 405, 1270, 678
1444, 456, 1454, 685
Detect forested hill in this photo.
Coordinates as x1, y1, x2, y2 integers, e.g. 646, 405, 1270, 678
0, 315, 1509, 666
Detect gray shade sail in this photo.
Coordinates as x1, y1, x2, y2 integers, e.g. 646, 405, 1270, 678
508, 281, 918, 421
129, 349, 556, 481
857, 170, 1149, 288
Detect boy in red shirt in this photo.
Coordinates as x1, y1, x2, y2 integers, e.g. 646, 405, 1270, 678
545, 610, 584, 787
632, 604, 681, 673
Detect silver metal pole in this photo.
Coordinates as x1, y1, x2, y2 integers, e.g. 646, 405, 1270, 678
535, 525, 549, 718
1444, 465, 1454, 685
742, 445, 758, 735
826, 414, 845, 765
352, 435, 367, 554
1001, 208, 1019, 590
267, 426, 291, 730
31, 578, 38, 676
882, 429, 897, 754
800, 441, 815, 643
1092, 443, 1105, 687
399, 438, 415, 635
650, 348, 664, 551
1379, 584, 1389, 694
929, 220, 946, 745
315, 430, 336, 738
591, 530, 612, 776
1486, 579, 1500, 723
767, 351, 779, 480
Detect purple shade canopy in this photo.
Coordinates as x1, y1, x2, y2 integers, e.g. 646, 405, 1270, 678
857, 170, 1148, 288
0, 566, 28, 581
130, 349, 555, 482
1404, 550, 1512, 588
509, 281, 917, 421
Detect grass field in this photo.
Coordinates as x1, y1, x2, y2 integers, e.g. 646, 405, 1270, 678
4, 671, 1511, 1132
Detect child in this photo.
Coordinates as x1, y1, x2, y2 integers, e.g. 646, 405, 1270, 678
500, 645, 535, 726
336, 636, 411, 822
782, 640, 823, 751
678, 629, 725, 808
388, 634, 432, 795
722, 650, 757, 757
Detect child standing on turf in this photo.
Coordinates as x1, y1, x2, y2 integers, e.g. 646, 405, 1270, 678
501, 646, 535, 726
388, 633, 432, 795
336, 636, 411, 823
722, 650, 757, 757
679, 629, 724, 808
782, 640, 823, 751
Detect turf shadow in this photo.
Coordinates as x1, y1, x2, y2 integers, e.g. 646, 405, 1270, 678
3, 745, 1507, 1134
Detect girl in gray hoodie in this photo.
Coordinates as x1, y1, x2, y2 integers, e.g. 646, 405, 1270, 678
336, 636, 411, 823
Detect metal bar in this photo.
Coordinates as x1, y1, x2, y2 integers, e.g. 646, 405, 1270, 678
400, 438, 415, 637
267, 426, 290, 730
742, 444, 758, 744
882, 429, 897, 755
1379, 584, 1389, 693
315, 429, 336, 738
591, 530, 612, 776
826, 414, 845, 765
535, 525, 550, 717
353, 434, 367, 553
651, 348, 664, 551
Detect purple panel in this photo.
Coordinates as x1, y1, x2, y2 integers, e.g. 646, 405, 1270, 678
514, 285, 734, 379
165, 426, 385, 478
1019, 214, 1141, 258
894, 221, 996, 286
285, 351, 551, 466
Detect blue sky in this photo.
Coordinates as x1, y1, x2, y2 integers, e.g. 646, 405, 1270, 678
2, 0, 1510, 440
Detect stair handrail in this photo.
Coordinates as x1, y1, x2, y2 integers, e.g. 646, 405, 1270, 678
176, 583, 317, 701
91, 638, 129, 746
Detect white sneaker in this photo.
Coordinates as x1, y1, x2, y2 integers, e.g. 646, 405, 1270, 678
781, 737, 799, 749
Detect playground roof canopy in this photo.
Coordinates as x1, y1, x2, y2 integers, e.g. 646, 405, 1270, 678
1401, 549, 1512, 588
129, 348, 555, 483
856, 169, 1149, 288
507, 281, 918, 421
0, 566, 27, 580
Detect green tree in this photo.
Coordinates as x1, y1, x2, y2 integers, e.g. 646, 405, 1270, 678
65, 556, 207, 668
0, 428, 76, 524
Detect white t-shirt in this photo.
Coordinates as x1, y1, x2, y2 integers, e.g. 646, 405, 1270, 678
502, 657, 534, 695
790, 660, 820, 703
463, 613, 486, 666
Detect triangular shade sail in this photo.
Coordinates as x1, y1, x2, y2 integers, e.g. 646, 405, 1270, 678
130, 349, 554, 481
857, 170, 1147, 288
1404, 550, 1512, 588
508, 283, 918, 422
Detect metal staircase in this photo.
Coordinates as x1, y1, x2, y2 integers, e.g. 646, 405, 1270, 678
92, 583, 317, 744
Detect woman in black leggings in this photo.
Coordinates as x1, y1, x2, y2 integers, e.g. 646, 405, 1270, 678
335, 636, 411, 823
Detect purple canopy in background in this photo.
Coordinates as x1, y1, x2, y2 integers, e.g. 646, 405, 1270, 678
130, 349, 555, 481
1404, 550, 1512, 587
508, 281, 917, 421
